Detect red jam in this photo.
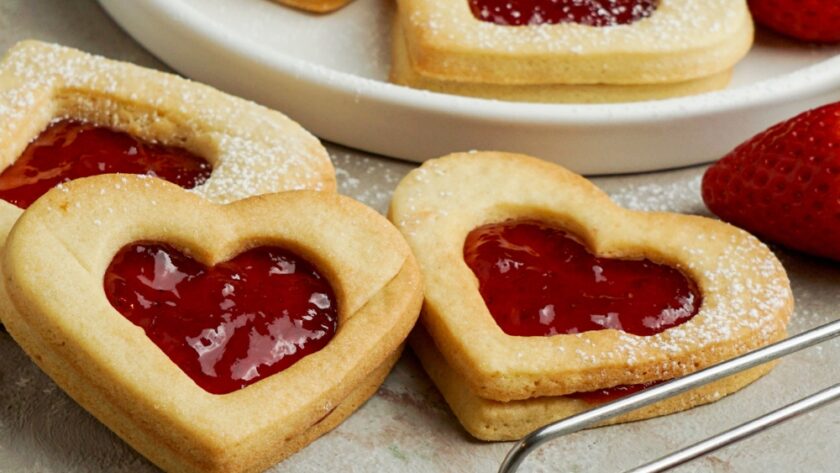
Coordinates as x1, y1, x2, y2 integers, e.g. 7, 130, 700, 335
468, 0, 658, 27
104, 243, 338, 395
0, 120, 211, 209
570, 382, 659, 404
464, 220, 700, 337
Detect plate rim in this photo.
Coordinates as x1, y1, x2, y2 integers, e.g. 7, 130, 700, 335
101, 0, 840, 125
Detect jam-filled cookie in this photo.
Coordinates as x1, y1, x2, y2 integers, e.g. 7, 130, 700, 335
389, 151, 792, 439
392, 0, 753, 102
1, 175, 423, 472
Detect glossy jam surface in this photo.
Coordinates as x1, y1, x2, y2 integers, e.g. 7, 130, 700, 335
463, 220, 700, 337
104, 243, 337, 395
468, 0, 659, 26
0, 120, 211, 208
570, 382, 658, 404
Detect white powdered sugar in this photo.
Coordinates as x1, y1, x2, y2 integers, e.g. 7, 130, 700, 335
608, 174, 705, 213
330, 150, 413, 214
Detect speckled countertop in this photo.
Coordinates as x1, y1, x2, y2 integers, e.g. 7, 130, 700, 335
0, 1, 838, 472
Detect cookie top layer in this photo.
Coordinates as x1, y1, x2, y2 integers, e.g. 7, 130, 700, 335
0, 40, 335, 210
398, 0, 753, 85
389, 151, 792, 401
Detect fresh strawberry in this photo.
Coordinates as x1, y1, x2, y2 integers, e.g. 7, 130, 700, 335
748, 0, 840, 43
702, 102, 840, 261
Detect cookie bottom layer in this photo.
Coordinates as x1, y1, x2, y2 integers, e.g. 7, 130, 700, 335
411, 327, 775, 441
256, 348, 402, 465
390, 24, 732, 104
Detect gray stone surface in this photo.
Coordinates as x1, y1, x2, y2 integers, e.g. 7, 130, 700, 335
0, 1, 838, 472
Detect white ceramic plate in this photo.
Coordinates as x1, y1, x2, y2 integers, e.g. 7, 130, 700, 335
98, 0, 840, 174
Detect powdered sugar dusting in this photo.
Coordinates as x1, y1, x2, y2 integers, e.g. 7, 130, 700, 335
607, 232, 790, 373
574, 171, 791, 373
609, 174, 705, 213
330, 149, 413, 214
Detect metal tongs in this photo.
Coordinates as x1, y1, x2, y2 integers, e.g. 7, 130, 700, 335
499, 319, 840, 473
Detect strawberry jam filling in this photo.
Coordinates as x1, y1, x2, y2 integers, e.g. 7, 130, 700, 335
0, 119, 211, 209
468, 0, 659, 27
464, 220, 701, 337
104, 243, 337, 395
570, 381, 660, 404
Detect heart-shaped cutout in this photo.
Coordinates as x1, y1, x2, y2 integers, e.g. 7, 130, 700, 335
105, 243, 338, 395
389, 151, 792, 404
0, 120, 212, 209
464, 219, 700, 337
1, 175, 422, 472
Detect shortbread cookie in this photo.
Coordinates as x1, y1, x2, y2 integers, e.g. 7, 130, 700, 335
1, 175, 423, 473
389, 152, 792, 403
390, 22, 733, 103
273, 0, 354, 13
411, 327, 773, 440
397, 0, 753, 85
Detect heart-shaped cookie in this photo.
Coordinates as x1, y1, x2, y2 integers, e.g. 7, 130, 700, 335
389, 152, 792, 412
0, 40, 335, 237
1, 175, 422, 472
